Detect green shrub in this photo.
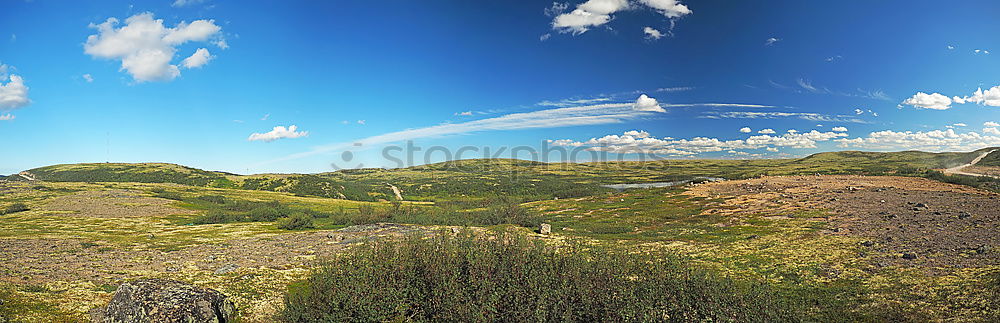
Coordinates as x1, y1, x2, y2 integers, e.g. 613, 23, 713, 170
0, 203, 29, 215
477, 196, 541, 227
191, 210, 232, 224
195, 194, 228, 205
149, 189, 185, 201
248, 206, 286, 222
280, 232, 798, 322
277, 213, 315, 230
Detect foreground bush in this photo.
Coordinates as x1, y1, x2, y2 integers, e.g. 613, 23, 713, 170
0, 203, 29, 215
277, 213, 315, 230
280, 233, 798, 322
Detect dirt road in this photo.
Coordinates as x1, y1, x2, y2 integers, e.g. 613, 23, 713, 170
943, 149, 997, 177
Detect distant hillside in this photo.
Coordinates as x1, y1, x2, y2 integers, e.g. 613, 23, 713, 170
27, 163, 232, 186
25, 163, 392, 202
975, 150, 1000, 167
19, 148, 998, 201
791, 148, 991, 173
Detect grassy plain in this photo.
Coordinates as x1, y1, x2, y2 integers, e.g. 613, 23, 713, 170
2, 148, 999, 321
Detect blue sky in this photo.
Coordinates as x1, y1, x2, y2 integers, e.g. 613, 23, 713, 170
2, 0, 1000, 174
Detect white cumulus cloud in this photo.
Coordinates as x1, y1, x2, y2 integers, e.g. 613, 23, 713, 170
84, 12, 224, 82
550, 0, 690, 35
643, 27, 663, 39
633, 94, 664, 112
0, 113, 14, 121
902, 92, 952, 110
0, 73, 30, 110
639, 0, 692, 18
548, 129, 846, 156
248, 125, 309, 142
82, 74, 94, 82
181, 48, 214, 68
739, 127, 752, 133
953, 86, 1000, 107
552, 0, 629, 34
836, 128, 1000, 152
985, 121, 1000, 127
831, 126, 848, 132
758, 128, 776, 134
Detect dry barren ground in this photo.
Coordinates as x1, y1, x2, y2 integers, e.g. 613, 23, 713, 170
0, 184, 444, 322
687, 175, 1000, 269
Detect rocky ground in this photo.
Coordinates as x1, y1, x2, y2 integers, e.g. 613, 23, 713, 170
4, 176, 999, 321
0, 184, 446, 322
687, 175, 1000, 269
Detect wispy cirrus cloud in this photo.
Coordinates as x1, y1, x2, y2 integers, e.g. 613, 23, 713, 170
665, 103, 778, 108
768, 79, 891, 102
700, 111, 869, 124
655, 86, 695, 92
537, 97, 612, 107
260, 95, 670, 165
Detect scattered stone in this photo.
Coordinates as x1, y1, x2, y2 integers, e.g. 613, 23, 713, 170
861, 241, 875, 247
450, 227, 460, 234
539, 223, 551, 235
338, 223, 416, 233
214, 263, 239, 275
958, 211, 972, 219
99, 279, 235, 323
902, 253, 918, 260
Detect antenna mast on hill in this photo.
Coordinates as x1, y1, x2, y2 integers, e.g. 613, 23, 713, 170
106, 132, 110, 163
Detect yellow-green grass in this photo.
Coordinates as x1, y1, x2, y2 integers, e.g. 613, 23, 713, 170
0, 181, 405, 250
525, 186, 999, 320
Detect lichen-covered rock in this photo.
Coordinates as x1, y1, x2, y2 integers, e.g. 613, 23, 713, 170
539, 223, 551, 234
99, 279, 235, 323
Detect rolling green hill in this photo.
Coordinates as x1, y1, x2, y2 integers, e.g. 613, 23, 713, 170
17, 148, 997, 202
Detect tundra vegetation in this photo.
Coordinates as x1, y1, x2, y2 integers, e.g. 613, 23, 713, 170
1, 148, 999, 322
